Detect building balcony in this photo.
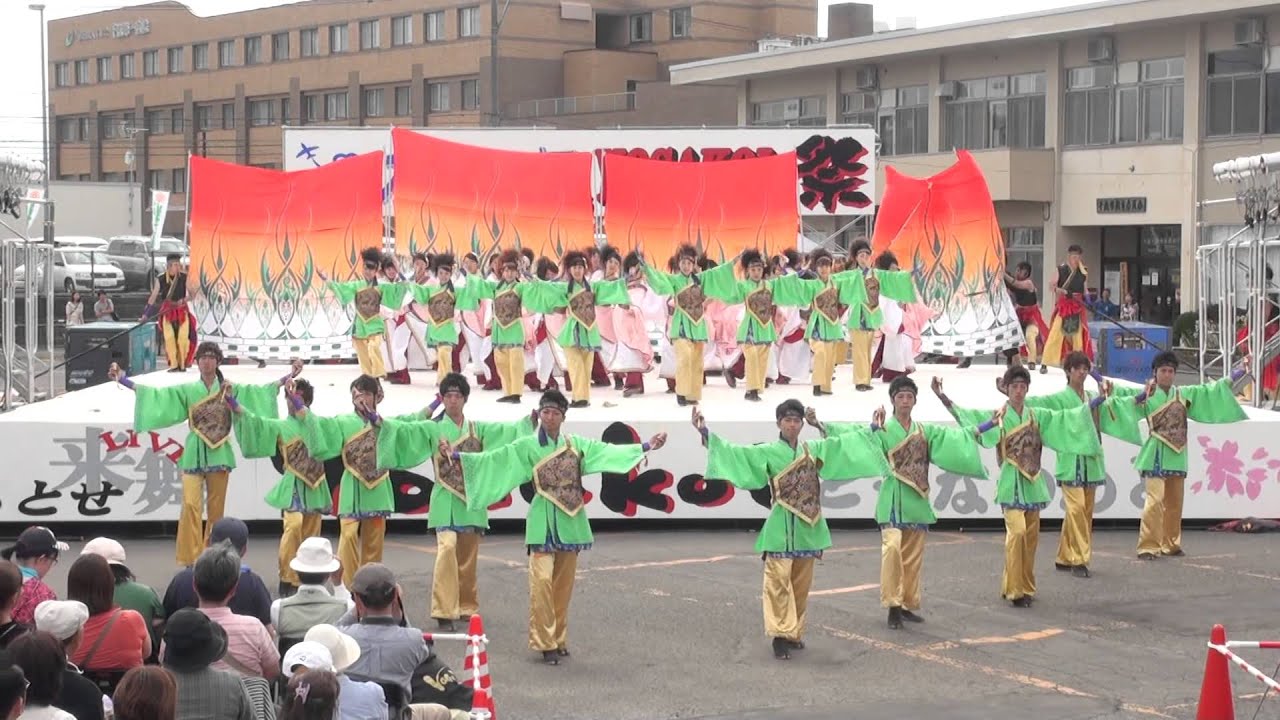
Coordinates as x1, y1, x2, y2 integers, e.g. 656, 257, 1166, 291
875, 147, 1055, 204
508, 92, 636, 119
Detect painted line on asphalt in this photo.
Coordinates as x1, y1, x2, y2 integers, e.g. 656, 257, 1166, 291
1163, 691, 1268, 711
383, 539, 525, 569
809, 583, 880, 596
585, 555, 735, 572
926, 628, 1064, 650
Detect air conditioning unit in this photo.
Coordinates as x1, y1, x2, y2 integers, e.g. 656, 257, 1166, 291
935, 81, 959, 99
1235, 18, 1264, 46
782, 99, 801, 120
1087, 35, 1115, 63
854, 65, 878, 90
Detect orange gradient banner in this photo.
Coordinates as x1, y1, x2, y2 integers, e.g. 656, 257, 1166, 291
602, 152, 799, 264
391, 128, 595, 259
187, 152, 386, 357
871, 150, 1021, 357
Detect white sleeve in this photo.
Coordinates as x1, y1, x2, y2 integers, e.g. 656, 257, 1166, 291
269, 599, 281, 628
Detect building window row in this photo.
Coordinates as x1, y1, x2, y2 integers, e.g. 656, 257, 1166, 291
1206, 46, 1280, 137
1064, 58, 1185, 147
147, 169, 187, 194
751, 96, 826, 127
944, 72, 1047, 151
841, 85, 928, 156
628, 8, 690, 43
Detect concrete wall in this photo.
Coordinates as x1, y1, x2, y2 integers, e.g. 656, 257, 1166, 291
2, 181, 144, 241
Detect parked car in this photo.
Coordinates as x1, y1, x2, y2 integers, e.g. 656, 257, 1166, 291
52, 236, 109, 251
107, 235, 188, 290
14, 248, 125, 293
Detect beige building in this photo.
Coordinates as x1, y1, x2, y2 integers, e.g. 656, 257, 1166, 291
672, 0, 1280, 319
47, 0, 816, 234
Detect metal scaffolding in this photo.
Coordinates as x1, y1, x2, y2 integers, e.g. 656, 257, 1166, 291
1198, 151, 1280, 409
0, 152, 55, 411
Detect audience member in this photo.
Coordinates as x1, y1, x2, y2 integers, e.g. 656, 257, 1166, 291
281, 670, 339, 720
1, 528, 67, 626
92, 292, 115, 322
280, 643, 333, 678
79, 539, 164, 660
0, 653, 26, 720
31, 602, 104, 720
272, 539, 351, 655
111, 666, 176, 720
0, 564, 29, 650
190, 543, 279, 681
8, 632, 73, 720
301, 626, 386, 720
163, 519, 272, 629
64, 556, 150, 673
161, 609, 254, 720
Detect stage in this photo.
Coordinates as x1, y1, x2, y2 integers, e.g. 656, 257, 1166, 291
0, 363, 1275, 523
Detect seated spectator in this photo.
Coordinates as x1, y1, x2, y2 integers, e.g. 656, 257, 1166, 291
79, 539, 163, 661
188, 543, 278, 682
281, 670, 339, 720
0, 564, 28, 650
111, 666, 176, 720
163, 519, 272, 631
1, 528, 67, 626
161, 609, 254, 720
301, 626, 386, 720
8, 632, 74, 720
271, 539, 351, 656
31, 602, 104, 720
64, 556, 150, 673
280, 643, 332, 679
0, 653, 27, 720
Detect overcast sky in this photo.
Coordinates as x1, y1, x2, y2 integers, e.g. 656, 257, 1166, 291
0, 0, 1094, 164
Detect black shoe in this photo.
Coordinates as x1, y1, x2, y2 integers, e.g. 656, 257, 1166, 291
723, 369, 738, 388
1026, 362, 1037, 370
541, 650, 560, 665
569, 400, 589, 408
167, 367, 184, 373
901, 610, 925, 623
556, 647, 570, 657
1138, 552, 1159, 561
677, 395, 688, 406
435, 618, 456, 632
786, 639, 805, 650
856, 384, 872, 391
1055, 563, 1072, 572
1164, 548, 1186, 557
771, 637, 791, 660
745, 390, 761, 402
497, 395, 520, 404
1071, 565, 1091, 578
623, 388, 642, 398
1039, 364, 1049, 375
1011, 597, 1032, 608
614, 377, 624, 391
813, 386, 822, 396
888, 606, 903, 629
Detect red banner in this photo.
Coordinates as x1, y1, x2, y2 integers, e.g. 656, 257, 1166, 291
392, 128, 595, 259
602, 152, 799, 263
187, 152, 386, 352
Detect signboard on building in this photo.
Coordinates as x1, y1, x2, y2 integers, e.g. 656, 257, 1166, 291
1096, 196, 1147, 214
64, 19, 151, 47
282, 126, 878, 216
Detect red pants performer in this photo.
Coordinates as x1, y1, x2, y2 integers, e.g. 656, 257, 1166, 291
1014, 304, 1050, 368
158, 302, 198, 371
1042, 293, 1093, 367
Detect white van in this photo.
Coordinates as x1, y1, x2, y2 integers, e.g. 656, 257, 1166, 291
14, 247, 125, 293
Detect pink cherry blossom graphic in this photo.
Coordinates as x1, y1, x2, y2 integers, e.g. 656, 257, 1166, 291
1199, 438, 1245, 497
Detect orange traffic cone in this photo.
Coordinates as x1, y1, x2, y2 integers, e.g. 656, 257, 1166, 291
466, 614, 496, 719
471, 687, 497, 719
1196, 624, 1235, 720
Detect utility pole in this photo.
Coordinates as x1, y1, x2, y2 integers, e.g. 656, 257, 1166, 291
29, 4, 51, 245
489, 0, 500, 126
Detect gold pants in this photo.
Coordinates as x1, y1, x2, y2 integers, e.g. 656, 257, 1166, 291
1022, 322, 1041, 365
338, 517, 386, 589
673, 338, 704, 401
279, 511, 324, 586
528, 551, 578, 651
850, 330, 874, 386
1001, 508, 1040, 600
1056, 485, 1096, 567
494, 346, 524, 397
162, 315, 191, 370
436, 343, 454, 380
178, 472, 229, 566
880, 528, 925, 610
835, 340, 850, 366
565, 346, 593, 402
352, 334, 387, 378
762, 557, 815, 640
743, 343, 770, 392
431, 530, 481, 621
1041, 317, 1083, 369
1137, 474, 1185, 556
810, 339, 837, 392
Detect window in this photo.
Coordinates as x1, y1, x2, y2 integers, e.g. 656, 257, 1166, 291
394, 85, 411, 116
96, 56, 113, 82
145, 109, 165, 134
392, 16, 413, 46
244, 36, 262, 65
425, 11, 445, 41
195, 104, 213, 130
78, 117, 90, 140
461, 79, 480, 110
303, 94, 322, 123
167, 47, 183, 74
1064, 65, 1115, 146
670, 7, 691, 38
360, 20, 380, 50
459, 7, 480, 37
119, 53, 135, 79
57, 118, 77, 142
172, 169, 187, 194
221, 103, 235, 130
219, 40, 236, 68
249, 99, 276, 127
272, 32, 290, 61
840, 90, 877, 126
629, 12, 652, 42
101, 115, 121, 139
300, 28, 319, 57
325, 91, 349, 120
280, 97, 292, 124
55, 63, 69, 87
330, 24, 349, 52
877, 85, 928, 155
74, 59, 89, 84
429, 82, 449, 112
1111, 58, 1185, 143
944, 73, 1045, 151
148, 169, 166, 191
1003, 227, 1044, 294
751, 96, 826, 127
143, 50, 158, 77
1207, 48, 1263, 137
364, 88, 385, 117
171, 108, 185, 133
193, 43, 209, 70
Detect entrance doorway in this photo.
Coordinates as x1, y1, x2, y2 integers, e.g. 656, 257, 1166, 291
1101, 225, 1180, 325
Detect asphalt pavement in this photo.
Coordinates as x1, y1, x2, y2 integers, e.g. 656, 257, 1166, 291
27, 526, 1280, 720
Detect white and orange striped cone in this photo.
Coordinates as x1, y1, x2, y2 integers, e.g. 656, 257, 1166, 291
465, 614, 496, 719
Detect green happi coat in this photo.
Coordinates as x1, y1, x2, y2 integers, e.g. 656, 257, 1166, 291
460, 432, 646, 549
827, 419, 986, 528
328, 280, 413, 339
406, 281, 481, 348
950, 402, 1101, 510
134, 378, 282, 473
1022, 386, 1143, 486
837, 268, 916, 331
642, 262, 736, 342
519, 278, 630, 350
1112, 379, 1246, 475
234, 412, 331, 514
298, 410, 425, 517
699, 272, 811, 345
769, 275, 851, 342
463, 278, 536, 347
703, 430, 886, 555
376, 413, 536, 531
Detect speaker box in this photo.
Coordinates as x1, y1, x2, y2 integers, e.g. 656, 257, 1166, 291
65, 321, 158, 391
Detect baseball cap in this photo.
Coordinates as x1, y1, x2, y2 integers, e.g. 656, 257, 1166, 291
208, 518, 248, 552
0, 527, 70, 561
80, 537, 127, 566
349, 563, 396, 596
289, 537, 340, 575
303, 624, 362, 672
33, 600, 88, 641
282, 641, 334, 674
